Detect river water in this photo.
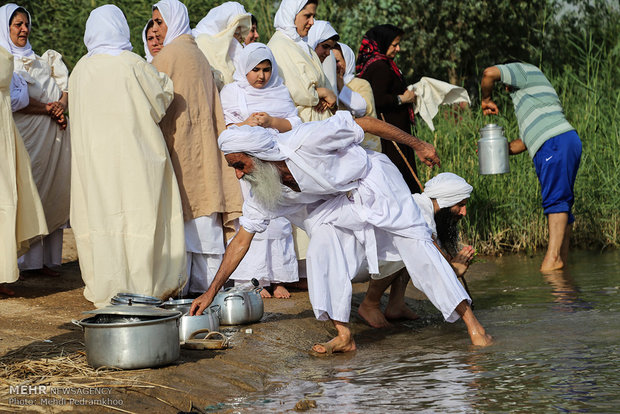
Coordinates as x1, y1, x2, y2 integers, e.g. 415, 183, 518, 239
210, 250, 620, 413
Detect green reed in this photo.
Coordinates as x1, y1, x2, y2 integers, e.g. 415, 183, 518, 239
413, 35, 619, 255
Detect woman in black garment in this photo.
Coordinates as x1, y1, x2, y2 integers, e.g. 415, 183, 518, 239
356, 24, 420, 193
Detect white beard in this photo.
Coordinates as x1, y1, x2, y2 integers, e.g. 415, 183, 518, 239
242, 157, 283, 210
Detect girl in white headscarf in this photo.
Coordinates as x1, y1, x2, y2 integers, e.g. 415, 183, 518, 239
193, 2, 251, 90
220, 43, 301, 133
142, 19, 162, 63
1, 3, 71, 276
267, 0, 336, 123
69, 4, 185, 308
220, 42, 301, 298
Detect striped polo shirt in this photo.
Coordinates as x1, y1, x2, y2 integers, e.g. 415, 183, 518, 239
497, 63, 574, 158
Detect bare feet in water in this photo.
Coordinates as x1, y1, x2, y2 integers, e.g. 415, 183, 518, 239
272, 284, 291, 299
358, 300, 392, 328
470, 331, 494, 347
311, 334, 356, 355
384, 302, 419, 322
0, 284, 15, 296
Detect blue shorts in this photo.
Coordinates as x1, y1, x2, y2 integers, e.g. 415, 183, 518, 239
533, 130, 582, 223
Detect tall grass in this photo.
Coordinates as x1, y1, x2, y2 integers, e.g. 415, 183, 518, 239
414, 33, 619, 255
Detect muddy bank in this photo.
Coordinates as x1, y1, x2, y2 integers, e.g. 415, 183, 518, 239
0, 230, 497, 413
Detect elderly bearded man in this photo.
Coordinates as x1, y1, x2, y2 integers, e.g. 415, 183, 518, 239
190, 112, 493, 354
359, 173, 478, 328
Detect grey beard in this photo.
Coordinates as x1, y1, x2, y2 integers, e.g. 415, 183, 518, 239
242, 157, 283, 210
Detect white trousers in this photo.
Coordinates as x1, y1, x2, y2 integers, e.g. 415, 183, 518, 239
183, 214, 225, 295
18, 228, 63, 270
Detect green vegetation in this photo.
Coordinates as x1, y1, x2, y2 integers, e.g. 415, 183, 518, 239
14, 0, 619, 254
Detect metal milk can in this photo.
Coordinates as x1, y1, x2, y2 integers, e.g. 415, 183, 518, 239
478, 123, 510, 175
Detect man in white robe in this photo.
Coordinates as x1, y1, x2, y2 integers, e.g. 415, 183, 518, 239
1, 44, 47, 295
68, 5, 185, 308
191, 111, 493, 354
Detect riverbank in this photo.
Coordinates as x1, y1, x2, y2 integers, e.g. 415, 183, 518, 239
0, 230, 498, 413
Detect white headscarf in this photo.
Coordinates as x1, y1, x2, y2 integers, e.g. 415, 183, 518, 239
192, 2, 248, 37
84, 5, 133, 57
218, 124, 285, 162
153, 0, 191, 46
142, 19, 154, 62
338, 42, 356, 84
221, 43, 299, 127
423, 173, 473, 208
0, 3, 35, 58
273, 0, 311, 53
307, 20, 337, 50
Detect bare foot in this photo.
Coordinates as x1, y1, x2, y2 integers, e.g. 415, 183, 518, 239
311, 335, 356, 355
260, 288, 272, 299
384, 302, 419, 322
0, 284, 15, 296
540, 253, 564, 272
470, 331, 494, 347
272, 285, 291, 299
358, 300, 392, 328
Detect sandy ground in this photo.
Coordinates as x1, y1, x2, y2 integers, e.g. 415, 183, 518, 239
0, 229, 496, 413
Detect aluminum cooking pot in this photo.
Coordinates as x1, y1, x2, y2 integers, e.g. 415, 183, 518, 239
110, 292, 163, 306
211, 287, 264, 325
160, 299, 221, 342
478, 123, 510, 175
75, 305, 181, 369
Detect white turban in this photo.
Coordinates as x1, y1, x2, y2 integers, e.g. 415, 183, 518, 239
307, 20, 338, 50
153, 0, 191, 46
84, 5, 133, 57
338, 42, 356, 84
273, 0, 310, 53
218, 125, 286, 161
0, 3, 34, 58
423, 172, 473, 208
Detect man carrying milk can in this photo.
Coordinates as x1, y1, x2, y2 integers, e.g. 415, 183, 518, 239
480, 62, 582, 272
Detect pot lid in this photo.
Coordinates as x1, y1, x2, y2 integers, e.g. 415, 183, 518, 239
83, 305, 182, 318
111, 292, 163, 305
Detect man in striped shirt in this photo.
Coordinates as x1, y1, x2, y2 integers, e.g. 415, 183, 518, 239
480, 62, 582, 272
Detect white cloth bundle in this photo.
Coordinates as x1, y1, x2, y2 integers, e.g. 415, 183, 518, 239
408, 77, 470, 131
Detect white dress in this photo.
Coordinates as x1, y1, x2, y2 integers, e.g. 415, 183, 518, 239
239, 112, 470, 323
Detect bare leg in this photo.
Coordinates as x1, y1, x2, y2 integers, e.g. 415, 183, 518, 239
358, 273, 397, 328
272, 284, 291, 299
541, 212, 569, 272
384, 269, 419, 321
560, 222, 572, 264
455, 300, 493, 346
311, 320, 357, 355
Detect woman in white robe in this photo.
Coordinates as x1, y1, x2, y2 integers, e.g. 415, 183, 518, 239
1, 3, 70, 276
267, 0, 336, 123
68, 4, 185, 308
220, 43, 300, 298
192, 2, 251, 91
0, 44, 47, 295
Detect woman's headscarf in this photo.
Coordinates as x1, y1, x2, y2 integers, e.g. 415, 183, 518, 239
152, 0, 191, 46
221, 43, 299, 129
142, 19, 154, 62
84, 5, 133, 57
307, 20, 337, 50
356, 24, 414, 122
0, 3, 35, 58
273, 0, 312, 53
338, 42, 356, 84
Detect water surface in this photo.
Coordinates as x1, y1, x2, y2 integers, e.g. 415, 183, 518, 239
211, 250, 620, 413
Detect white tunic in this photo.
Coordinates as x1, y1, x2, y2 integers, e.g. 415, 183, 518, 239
68, 51, 186, 308
239, 112, 470, 322
0, 45, 47, 283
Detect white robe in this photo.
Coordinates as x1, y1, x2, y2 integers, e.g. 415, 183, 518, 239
68, 51, 186, 308
0, 45, 47, 283
12, 50, 71, 268
239, 112, 470, 322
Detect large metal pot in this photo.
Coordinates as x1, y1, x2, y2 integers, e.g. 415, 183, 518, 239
160, 299, 220, 342
110, 292, 163, 306
211, 287, 264, 325
76, 305, 181, 369
478, 123, 510, 175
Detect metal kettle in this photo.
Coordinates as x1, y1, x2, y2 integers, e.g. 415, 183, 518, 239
478, 124, 510, 175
